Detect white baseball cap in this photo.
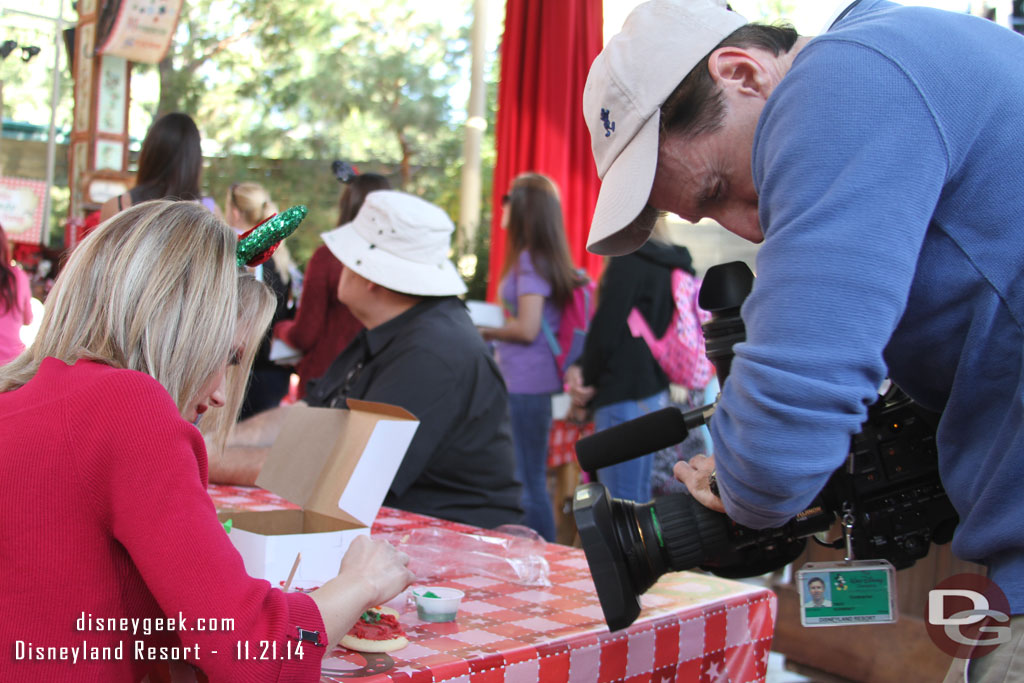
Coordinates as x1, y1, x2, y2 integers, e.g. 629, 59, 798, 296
321, 190, 467, 297
583, 0, 746, 255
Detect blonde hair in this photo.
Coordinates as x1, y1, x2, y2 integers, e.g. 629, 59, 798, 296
228, 182, 277, 227
200, 270, 275, 450
228, 181, 295, 281
0, 201, 272, 433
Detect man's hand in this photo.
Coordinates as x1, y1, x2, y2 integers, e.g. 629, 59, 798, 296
673, 454, 726, 513
207, 405, 295, 485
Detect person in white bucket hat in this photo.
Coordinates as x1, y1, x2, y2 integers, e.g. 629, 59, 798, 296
210, 191, 524, 529
321, 190, 467, 297
586, 2, 1024, 674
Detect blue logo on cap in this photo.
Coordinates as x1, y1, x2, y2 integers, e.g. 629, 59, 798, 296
600, 108, 615, 137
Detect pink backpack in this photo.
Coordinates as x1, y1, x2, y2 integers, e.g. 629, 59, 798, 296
627, 268, 713, 389
541, 275, 596, 375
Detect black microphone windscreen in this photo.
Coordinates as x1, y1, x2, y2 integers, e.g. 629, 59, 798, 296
575, 407, 690, 472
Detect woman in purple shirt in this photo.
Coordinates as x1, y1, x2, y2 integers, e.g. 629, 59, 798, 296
480, 173, 582, 542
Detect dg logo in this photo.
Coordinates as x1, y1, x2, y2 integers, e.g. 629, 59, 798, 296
926, 574, 1011, 659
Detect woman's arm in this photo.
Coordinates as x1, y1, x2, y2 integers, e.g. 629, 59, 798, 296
84, 377, 327, 678
99, 193, 127, 222
479, 293, 544, 343
309, 535, 415, 647
88, 375, 413, 678
17, 268, 32, 325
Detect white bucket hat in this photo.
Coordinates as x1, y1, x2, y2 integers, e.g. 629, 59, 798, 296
583, 0, 746, 256
321, 190, 467, 297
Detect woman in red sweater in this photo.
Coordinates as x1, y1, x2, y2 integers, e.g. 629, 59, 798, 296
0, 200, 413, 682
274, 172, 390, 398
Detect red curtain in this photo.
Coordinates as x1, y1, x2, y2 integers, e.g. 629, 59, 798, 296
487, 0, 605, 301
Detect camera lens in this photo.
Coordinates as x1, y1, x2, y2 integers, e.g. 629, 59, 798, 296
611, 494, 736, 597
654, 494, 736, 570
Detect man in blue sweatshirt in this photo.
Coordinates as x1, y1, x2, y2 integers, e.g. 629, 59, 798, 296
583, 0, 1024, 678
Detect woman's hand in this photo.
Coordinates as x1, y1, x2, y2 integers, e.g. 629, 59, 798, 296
673, 454, 726, 513
339, 536, 414, 609
310, 536, 415, 646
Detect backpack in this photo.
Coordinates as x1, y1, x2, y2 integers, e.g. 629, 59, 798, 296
626, 268, 714, 389
541, 274, 597, 376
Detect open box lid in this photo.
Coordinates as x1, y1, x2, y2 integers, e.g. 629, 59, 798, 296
256, 399, 419, 528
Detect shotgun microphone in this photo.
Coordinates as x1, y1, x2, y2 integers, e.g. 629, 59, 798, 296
574, 404, 714, 473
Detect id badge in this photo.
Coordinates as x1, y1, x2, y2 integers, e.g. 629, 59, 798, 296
796, 560, 897, 627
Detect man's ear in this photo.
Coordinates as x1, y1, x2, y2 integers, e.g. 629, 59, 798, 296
707, 47, 771, 98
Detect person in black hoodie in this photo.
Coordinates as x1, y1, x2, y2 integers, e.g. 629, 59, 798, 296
565, 222, 697, 502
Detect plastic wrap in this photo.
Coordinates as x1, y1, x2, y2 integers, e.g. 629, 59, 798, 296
393, 525, 551, 587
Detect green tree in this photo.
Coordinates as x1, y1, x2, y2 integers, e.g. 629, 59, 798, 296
146, 0, 468, 179
130, 0, 489, 276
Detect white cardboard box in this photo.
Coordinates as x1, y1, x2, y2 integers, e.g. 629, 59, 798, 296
219, 400, 419, 589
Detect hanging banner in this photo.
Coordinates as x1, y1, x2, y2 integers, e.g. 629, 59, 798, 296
0, 177, 48, 245
95, 0, 184, 64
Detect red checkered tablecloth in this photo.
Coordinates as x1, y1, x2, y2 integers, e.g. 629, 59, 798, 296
209, 485, 777, 683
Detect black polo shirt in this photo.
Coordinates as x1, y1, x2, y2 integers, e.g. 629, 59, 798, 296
306, 297, 523, 528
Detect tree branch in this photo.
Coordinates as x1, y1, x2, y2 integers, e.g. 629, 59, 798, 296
184, 27, 262, 75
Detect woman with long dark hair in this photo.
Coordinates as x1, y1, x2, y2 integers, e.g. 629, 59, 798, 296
99, 112, 203, 221
479, 172, 582, 542
274, 172, 391, 398
0, 224, 32, 364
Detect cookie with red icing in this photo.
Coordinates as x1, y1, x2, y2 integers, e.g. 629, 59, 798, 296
340, 606, 408, 653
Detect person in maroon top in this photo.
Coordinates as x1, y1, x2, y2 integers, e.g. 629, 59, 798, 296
0, 200, 413, 681
274, 172, 391, 398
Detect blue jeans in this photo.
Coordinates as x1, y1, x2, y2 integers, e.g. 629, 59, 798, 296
507, 392, 557, 542
594, 390, 671, 502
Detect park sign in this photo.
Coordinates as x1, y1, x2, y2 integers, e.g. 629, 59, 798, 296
95, 0, 184, 64
0, 177, 47, 245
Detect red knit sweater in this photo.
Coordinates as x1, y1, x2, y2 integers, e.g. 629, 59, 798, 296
0, 358, 326, 682
273, 246, 362, 399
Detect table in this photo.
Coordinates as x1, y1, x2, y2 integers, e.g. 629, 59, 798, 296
210, 484, 777, 683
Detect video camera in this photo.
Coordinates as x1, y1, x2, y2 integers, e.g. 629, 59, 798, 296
572, 262, 959, 631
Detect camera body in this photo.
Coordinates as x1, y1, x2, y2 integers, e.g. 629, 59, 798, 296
822, 388, 957, 567
572, 262, 959, 631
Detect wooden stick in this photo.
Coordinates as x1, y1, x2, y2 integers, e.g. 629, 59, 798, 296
283, 552, 301, 592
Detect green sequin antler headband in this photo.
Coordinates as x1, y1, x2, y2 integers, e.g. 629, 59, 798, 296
236, 205, 308, 267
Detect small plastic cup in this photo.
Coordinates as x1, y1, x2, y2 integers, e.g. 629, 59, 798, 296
411, 587, 464, 622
